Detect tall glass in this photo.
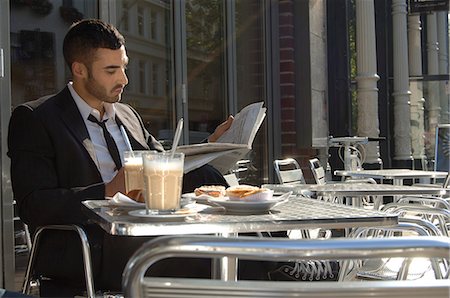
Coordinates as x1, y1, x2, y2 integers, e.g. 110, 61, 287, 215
142, 152, 185, 212
124, 151, 148, 196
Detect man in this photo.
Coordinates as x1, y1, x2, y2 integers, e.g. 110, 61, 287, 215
8, 19, 232, 296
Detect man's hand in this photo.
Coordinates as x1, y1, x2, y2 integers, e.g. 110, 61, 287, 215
105, 168, 126, 197
126, 189, 145, 203
105, 168, 145, 202
208, 115, 234, 143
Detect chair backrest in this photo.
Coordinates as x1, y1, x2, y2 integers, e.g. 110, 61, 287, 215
309, 158, 326, 185
442, 172, 450, 189
23, 225, 95, 297
139, 278, 449, 297
343, 220, 445, 281
382, 203, 450, 237
122, 235, 450, 298
273, 158, 305, 184
435, 124, 450, 172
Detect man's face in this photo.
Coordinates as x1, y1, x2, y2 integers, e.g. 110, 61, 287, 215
84, 46, 129, 104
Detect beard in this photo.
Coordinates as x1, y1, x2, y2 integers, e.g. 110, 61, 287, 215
85, 72, 122, 103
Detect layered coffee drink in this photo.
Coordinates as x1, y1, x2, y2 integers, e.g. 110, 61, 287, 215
143, 152, 184, 211
124, 151, 145, 194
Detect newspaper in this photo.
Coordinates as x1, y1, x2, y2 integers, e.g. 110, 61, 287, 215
177, 101, 266, 174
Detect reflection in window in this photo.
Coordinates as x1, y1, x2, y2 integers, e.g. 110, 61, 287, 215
121, 1, 129, 32
186, 0, 226, 143
235, 0, 267, 184
138, 5, 145, 36
116, 0, 173, 141
138, 60, 147, 94
150, 10, 157, 41
10, 0, 96, 108
152, 63, 159, 96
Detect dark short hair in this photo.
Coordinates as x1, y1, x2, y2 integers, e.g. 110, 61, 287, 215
63, 19, 125, 71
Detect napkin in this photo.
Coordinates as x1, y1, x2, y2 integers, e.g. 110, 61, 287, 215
108, 192, 144, 206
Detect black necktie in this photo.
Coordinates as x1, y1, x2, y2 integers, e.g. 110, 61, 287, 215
87, 114, 122, 170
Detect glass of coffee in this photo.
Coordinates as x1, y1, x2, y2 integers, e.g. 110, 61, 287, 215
142, 151, 185, 212
124, 151, 148, 196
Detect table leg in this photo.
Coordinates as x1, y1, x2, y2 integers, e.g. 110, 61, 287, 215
393, 178, 404, 202
211, 233, 238, 281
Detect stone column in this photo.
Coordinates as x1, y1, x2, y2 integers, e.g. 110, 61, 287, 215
408, 14, 426, 168
425, 13, 440, 159
437, 12, 449, 123
355, 0, 381, 166
392, 0, 412, 167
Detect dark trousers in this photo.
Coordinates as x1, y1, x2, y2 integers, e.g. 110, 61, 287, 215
38, 165, 230, 296
40, 234, 276, 296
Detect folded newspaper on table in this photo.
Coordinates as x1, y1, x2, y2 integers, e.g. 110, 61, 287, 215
177, 101, 266, 174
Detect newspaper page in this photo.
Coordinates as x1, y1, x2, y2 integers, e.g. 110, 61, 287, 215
176, 143, 249, 174
216, 101, 266, 146
176, 101, 265, 173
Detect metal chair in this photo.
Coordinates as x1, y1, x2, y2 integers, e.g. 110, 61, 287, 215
309, 158, 327, 185
273, 158, 325, 239
13, 200, 31, 255
273, 158, 305, 185
122, 235, 450, 298
308, 158, 381, 208
22, 225, 96, 298
340, 219, 449, 281
382, 203, 450, 237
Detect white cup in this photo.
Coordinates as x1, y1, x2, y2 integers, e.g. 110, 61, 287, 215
143, 151, 184, 211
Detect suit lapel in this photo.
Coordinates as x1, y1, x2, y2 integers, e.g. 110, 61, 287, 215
55, 87, 100, 167
115, 105, 150, 150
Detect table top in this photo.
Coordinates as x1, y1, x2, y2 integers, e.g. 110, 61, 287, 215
334, 169, 448, 180
263, 183, 446, 197
82, 196, 398, 236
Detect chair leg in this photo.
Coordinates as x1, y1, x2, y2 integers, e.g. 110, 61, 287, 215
22, 225, 96, 298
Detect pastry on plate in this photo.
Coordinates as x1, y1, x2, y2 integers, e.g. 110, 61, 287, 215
194, 185, 226, 198
226, 185, 272, 201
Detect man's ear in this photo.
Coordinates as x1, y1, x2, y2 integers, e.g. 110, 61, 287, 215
72, 62, 88, 79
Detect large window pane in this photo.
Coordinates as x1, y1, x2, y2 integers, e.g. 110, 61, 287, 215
235, 0, 267, 184
115, 0, 174, 148
185, 0, 226, 143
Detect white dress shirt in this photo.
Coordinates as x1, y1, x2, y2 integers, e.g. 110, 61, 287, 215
68, 83, 129, 182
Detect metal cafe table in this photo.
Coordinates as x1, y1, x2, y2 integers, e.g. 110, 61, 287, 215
82, 195, 398, 281
334, 169, 448, 185
263, 183, 447, 197
263, 183, 447, 209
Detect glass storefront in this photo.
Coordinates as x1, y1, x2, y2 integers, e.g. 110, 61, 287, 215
7, 1, 271, 285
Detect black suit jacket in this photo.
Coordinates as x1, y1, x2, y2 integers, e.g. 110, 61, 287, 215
8, 87, 227, 289
8, 87, 163, 228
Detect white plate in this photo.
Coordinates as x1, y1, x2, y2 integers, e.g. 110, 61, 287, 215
181, 192, 226, 203
181, 192, 197, 199
107, 194, 192, 208
207, 192, 291, 214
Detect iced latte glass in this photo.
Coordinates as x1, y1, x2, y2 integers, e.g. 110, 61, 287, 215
124, 151, 148, 195
142, 151, 184, 212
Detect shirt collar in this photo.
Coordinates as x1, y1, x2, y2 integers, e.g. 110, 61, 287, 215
68, 82, 116, 122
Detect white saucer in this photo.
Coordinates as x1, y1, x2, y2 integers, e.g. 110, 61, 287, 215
128, 202, 203, 221
128, 208, 196, 221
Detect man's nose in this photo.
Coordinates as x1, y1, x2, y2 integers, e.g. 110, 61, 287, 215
119, 68, 128, 85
